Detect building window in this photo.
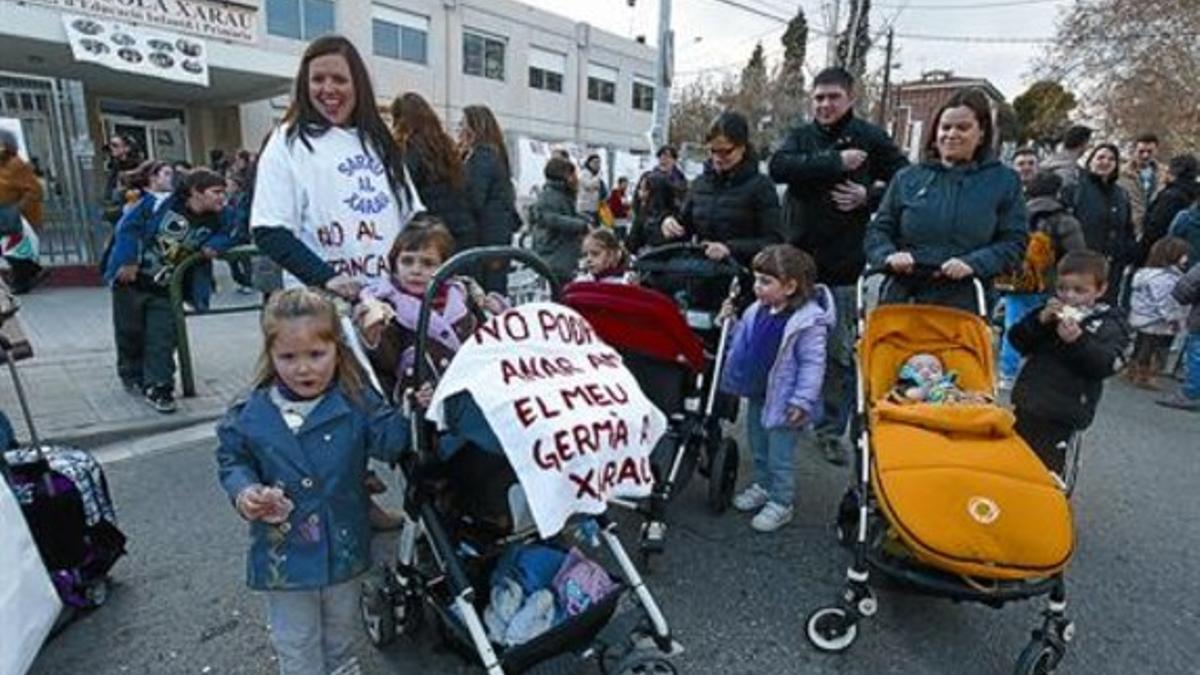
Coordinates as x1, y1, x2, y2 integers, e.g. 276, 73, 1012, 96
632, 80, 655, 112
267, 0, 334, 40
587, 63, 618, 104
528, 47, 566, 93
464, 31, 506, 81
372, 5, 428, 64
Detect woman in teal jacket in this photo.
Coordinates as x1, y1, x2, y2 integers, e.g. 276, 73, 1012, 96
865, 88, 1027, 311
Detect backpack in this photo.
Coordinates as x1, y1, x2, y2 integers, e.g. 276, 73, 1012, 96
996, 228, 1056, 294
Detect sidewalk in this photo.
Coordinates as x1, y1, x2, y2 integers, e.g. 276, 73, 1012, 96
1, 271, 261, 447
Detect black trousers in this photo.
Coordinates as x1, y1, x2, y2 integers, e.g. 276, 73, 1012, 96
5, 256, 44, 294
111, 284, 177, 390
1014, 413, 1076, 474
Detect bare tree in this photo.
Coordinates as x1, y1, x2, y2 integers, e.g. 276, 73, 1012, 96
1041, 0, 1200, 152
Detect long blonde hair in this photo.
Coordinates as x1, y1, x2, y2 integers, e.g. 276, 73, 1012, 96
252, 288, 365, 401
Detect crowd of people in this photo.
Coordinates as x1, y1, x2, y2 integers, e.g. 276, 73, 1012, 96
4, 28, 1198, 672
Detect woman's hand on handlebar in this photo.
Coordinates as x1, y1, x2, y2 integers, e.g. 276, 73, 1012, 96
940, 257, 974, 280
702, 241, 731, 261
884, 252, 915, 274
324, 274, 361, 301
660, 216, 686, 240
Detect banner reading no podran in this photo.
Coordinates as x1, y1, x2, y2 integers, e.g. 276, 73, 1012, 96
428, 302, 667, 538
62, 14, 210, 86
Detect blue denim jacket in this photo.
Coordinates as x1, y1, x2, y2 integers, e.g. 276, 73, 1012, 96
721, 285, 836, 429
215, 385, 410, 591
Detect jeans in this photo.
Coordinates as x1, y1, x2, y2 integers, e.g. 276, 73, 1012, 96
111, 285, 176, 389
265, 576, 362, 675
1184, 333, 1200, 400
999, 293, 1046, 380
746, 398, 801, 506
816, 285, 856, 441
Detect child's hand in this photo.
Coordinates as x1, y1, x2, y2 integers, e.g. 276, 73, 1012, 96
482, 295, 506, 315
236, 485, 291, 523
1039, 298, 1064, 324
717, 298, 736, 323
1056, 317, 1082, 343
115, 264, 138, 284
785, 406, 808, 427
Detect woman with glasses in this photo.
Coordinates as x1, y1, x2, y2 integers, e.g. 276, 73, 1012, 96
660, 111, 783, 267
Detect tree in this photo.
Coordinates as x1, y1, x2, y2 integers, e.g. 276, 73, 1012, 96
1041, 0, 1199, 152
769, 7, 810, 134
721, 42, 772, 151
836, 0, 871, 82
1012, 80, 1077, 146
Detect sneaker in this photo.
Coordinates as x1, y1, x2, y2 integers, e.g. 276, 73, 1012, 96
751, 501, 794, 532
820, 436, 848, 466
144, 386, 177, 414
733, 483, 770, 512
120, 378, 143, 394
1156, 394, 1200, 412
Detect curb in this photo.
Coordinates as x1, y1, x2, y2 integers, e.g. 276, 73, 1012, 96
45, 407, 225, 449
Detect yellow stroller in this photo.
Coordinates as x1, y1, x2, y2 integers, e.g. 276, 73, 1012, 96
805, 271, 1077, 675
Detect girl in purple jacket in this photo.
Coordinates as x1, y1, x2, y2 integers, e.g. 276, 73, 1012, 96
720, 245, 835, 532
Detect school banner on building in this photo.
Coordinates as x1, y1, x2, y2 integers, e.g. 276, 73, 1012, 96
428, 303, 667, 537
62, 14, 209, 86
20, 0, 257, 43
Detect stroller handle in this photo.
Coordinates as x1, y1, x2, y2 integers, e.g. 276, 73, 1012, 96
632, 242, 748, 276
858, 264, 988, 319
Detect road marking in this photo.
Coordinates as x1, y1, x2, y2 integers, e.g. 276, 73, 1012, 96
94, 422, 217, 464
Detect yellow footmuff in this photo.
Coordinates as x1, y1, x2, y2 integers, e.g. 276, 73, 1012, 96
869, 401, 1074, 581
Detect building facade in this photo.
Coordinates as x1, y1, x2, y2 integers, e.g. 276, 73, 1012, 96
0, 0, 657, 265
885, 70, 1006, 162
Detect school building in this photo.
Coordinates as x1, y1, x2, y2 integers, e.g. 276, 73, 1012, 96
0, 0, 658, 266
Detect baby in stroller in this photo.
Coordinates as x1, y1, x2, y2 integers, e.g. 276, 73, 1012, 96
889, 353, 991, 405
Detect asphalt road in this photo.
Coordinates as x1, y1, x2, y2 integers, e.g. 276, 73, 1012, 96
28, 378, 1199, 675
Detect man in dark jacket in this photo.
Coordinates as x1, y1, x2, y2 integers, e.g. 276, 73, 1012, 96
767, 67, 907, 464
1011, 250, 1130, 473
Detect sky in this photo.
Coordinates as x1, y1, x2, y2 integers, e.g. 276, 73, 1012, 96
515, 0, 1074, 100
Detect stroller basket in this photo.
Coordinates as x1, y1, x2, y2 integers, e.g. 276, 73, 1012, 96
497, 580, 624, 674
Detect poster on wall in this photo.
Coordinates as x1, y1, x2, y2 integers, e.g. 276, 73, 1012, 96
62, 14, 210, 87
0, 118, 29, 160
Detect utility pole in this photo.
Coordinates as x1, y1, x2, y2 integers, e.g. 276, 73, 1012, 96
650, 0, 673, 150
877, 27, 894, 126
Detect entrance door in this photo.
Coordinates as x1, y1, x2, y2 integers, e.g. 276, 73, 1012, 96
0, 73, 93, 265
101, 103, 189, 164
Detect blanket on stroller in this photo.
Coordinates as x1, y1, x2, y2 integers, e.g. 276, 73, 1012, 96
428, 302, 667, 538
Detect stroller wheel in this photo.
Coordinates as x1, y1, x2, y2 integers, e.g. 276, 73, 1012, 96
361, 577, 396, 647
1014, 638, 1062, 675
805, 607, 858, 653
706, 438, 738, 514
611, 649, 677, 675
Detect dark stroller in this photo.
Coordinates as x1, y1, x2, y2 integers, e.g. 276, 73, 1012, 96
358, 247, 680, 675
561, 243, 746, 564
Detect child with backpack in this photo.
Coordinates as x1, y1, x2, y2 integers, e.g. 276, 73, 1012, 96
997, 170, 1087, 388
216, 287, 410, 675
1127, 237, 1190, 388
720, 244, 835, 532
102, 168, 233, 413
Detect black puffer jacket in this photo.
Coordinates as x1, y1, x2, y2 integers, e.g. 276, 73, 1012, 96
769, 113, 908, 285
673, 157, 783, 267
1139, 178, 1200, 265
463, 144, 519, 247
406, 151, 477, 249
1064, 172, 1134, 262
1010, 302, 1129, 428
